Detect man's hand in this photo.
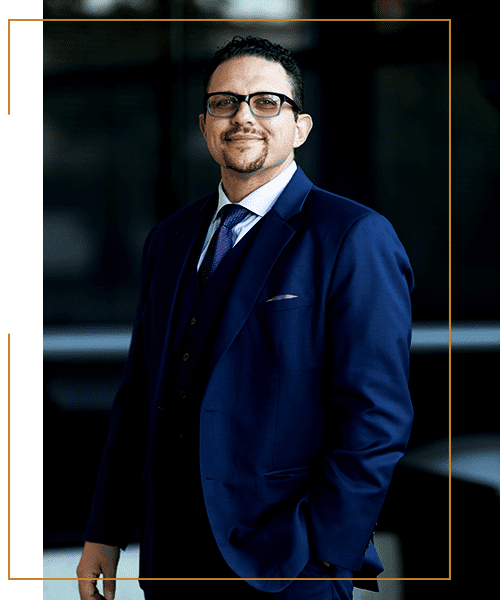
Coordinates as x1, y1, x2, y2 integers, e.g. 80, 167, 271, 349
77, 541, 120, 600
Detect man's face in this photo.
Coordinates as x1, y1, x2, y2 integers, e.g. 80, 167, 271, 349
199, 56, 309, 177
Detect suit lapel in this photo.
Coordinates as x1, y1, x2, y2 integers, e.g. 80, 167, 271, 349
207, 166, 314, 380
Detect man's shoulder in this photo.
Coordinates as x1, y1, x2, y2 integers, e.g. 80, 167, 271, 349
302, 181, 386, 233
299, 180, 408, 261
310, 182, 375, 215
160, 194, 214, 229
145, 193, 214, 248
284, 166, 383, 227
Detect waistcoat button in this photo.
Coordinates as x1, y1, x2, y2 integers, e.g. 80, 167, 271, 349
190, 317, 197, 326
183, 352, 190, 361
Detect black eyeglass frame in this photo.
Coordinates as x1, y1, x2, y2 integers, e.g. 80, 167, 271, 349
204, 91, 301, 118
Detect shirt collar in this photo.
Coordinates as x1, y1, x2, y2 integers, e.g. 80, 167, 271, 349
216, 160, 297, 217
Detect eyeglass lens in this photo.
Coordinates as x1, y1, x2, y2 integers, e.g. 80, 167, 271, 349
208, 94, 282, 117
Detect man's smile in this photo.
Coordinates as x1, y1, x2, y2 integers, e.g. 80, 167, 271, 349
226, 136, 264, 141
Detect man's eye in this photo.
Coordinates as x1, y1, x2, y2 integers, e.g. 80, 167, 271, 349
216, 97, 237, 107
254, 96, 279, 108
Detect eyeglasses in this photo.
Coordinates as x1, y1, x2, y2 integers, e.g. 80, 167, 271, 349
204, 92, 301, 118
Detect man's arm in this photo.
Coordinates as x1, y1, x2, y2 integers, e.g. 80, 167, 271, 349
82, 319, 150, 548
75, 306, 149, 599
310, 211, 414, 571
76, 225, 162, 594
82, 222, 165, 547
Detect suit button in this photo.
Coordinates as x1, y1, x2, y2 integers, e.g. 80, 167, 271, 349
190, 317, 197, 326
157, 405, 163, 411
183, 352, 190, 361
179, 390, 186, 399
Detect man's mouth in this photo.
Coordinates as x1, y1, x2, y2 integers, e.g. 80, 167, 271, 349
228, 136, 263, 141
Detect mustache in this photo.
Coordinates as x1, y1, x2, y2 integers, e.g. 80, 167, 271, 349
221, 127, 265, 141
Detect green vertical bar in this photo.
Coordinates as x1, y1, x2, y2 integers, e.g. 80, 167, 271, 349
0, 0, 43, 600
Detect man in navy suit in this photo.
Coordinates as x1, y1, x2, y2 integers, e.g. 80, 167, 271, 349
77, 36, 414, 600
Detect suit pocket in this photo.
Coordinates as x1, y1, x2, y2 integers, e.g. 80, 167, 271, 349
254, 293, 321, 371
257, 294, 312, 313
262, 465, 313, 504
263, 465, 313, 480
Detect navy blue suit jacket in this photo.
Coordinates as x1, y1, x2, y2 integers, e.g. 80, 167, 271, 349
85, 166, 414, 592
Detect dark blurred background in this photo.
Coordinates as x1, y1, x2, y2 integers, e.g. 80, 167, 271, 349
42, 2, 499, 599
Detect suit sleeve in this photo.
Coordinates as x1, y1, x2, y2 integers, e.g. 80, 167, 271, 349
84, 226, 159, 550
307, 211, 414, 571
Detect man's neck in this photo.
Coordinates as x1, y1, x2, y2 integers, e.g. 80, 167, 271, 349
220, 155, 294, 203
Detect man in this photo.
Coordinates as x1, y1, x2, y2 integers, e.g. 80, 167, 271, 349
77, 36, 414, 600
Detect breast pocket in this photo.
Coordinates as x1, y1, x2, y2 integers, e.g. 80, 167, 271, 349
257, 294, 312, 313
254, 294, 320, 369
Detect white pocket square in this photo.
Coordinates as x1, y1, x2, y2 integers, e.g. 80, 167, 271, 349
265, 295, 298, 302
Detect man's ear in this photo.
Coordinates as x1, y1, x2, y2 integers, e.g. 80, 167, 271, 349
293, 113, 313, 149
199, 113, 206, 137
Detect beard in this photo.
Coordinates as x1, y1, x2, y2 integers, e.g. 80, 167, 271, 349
221, 144, 269, 174
220, 127, 269, 174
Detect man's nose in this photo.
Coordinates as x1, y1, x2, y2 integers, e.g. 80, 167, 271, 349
231, 100, 256, 125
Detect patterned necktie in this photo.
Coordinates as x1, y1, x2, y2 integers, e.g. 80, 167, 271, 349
198, 204, 249, 289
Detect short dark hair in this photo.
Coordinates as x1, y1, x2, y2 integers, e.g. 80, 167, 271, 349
203, 36, 304, 118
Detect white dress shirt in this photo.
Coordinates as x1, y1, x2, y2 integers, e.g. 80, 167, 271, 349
197, 161, 297, 271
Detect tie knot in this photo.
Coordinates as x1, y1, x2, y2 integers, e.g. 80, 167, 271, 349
218, 204, 249, 230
